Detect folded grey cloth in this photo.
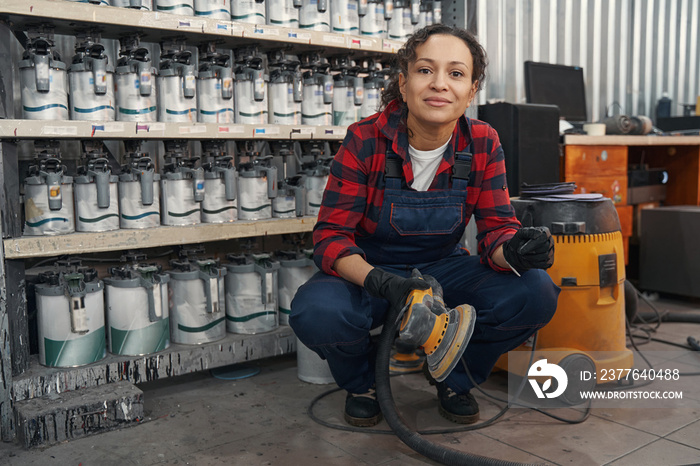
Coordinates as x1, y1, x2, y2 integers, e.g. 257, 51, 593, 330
520, 182, 577, 196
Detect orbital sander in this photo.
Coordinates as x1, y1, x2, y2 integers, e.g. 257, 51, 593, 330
396, 271, 477, 382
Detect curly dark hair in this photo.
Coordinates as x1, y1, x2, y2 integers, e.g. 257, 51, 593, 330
380, 24, 488, 111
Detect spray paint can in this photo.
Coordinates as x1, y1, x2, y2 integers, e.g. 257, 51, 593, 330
237, 155, 277, 220
110, 0, 153, 10
300, 0, 330, 31
266, 0, 300, 27
118, 142, 161, 229
268, 50, 302, 125
387, 0, 413, 40
330, 0, 360, 34
19, 34, 69, 120
273, 174, 306, 218
224, 253, 279, 334
301, 52, 333, 126
74, 142, 120, 232
168, 255, 227, 345
234, 46, 268, 124
68, 36, 116, 121
155, 0, 194, 15
160, 141, 204, 225
359, 0, 387, 37
35, 260, 106, 367
231, 0, 266, 24
157, 40, 197, 123
361, 61, 383, 118
276, 249, 316, 325
197, 45, 234, 123
301, 155, 331, 216
23, 142, 75, 236
104, 259, 170, 356
201, 141, 238, 223
331, 56, 363, 126
115, 36, 157, 122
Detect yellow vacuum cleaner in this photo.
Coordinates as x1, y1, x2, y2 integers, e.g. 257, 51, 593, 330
495, 197, 634, 399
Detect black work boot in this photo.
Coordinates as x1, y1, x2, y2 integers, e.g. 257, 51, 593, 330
434, 381, 480, 424
423, 364, 479, 424
344, 386, 382, 427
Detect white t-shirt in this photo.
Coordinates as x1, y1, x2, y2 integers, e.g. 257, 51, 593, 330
408, 138, 451, 191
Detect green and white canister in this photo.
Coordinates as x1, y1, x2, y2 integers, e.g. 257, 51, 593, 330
276, 250, 317, 325
168, 257, 227, 344
104, 263, 170, 356
224, 253, 279, 334
35, 263, 106, 367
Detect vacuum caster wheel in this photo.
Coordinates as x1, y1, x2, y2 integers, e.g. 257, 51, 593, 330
558, 353, 597, 406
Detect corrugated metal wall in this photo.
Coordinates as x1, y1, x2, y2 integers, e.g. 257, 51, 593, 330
466, 0, 700, 122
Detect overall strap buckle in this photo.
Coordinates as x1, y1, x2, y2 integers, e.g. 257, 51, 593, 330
453, 151, 473, 182
385, 148, 403, 178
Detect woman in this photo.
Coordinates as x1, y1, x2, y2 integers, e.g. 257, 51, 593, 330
290, 24, 560, 427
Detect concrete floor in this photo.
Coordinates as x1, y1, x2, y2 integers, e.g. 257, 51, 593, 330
3, 294, 700, 466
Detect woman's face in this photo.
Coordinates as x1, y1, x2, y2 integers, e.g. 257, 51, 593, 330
399, 34, 479, 131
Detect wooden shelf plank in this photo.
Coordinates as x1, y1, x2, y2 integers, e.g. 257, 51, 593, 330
0, 0, 403, 54
0, 120, 348, 140
564, 134, 700, 146
3, 217, 317, 259
12, 326, 297, 402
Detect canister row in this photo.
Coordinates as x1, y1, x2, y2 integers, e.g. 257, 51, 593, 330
73, 0, 438, 40
23, 140, 331, 236
34, 251, 317, 367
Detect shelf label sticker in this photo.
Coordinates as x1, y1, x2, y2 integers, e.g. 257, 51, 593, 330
218, 126, 245, 134
178, 19, 205, 29
136, 123, 166, 133
216, 23, 229, 32
179, 125, 207, 134
323, 34, 348, 46
41, 126, 78, 136
100, 122, 126, 133
255, 127, 280, 135
289, 32, 311, 42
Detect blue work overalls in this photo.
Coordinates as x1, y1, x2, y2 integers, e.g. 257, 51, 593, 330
290, 128, 560, 395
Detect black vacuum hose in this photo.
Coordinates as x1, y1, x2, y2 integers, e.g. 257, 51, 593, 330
635, 311, 700, 324
374, 306, 534, 466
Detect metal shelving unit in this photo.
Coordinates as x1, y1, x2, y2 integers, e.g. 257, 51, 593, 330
0, 0, 403, 443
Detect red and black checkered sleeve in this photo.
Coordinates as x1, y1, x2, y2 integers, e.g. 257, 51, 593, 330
312, 124, 373, 275
472, 123, 521, 271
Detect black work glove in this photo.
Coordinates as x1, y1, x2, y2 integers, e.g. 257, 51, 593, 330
502, 226, 555, 274
364, 268, 431, 313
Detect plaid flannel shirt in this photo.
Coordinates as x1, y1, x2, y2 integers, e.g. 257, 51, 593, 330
313, 99, 521, 276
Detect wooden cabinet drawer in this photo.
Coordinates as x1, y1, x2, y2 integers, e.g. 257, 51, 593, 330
564, 145, 628, 178
615, 205, 633, 237
572, 175, 627, 205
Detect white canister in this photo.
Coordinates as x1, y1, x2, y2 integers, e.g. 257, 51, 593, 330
360, 0, 386, 37
197, 56, 234, 123
104, 265, 170, 356
201, 162, 238, 223
24, 162, 75, 236
231, 0, 266, 24
361, 75, 382, 118
268, 81, 301, 125
276, 250, 317, 325
388, 1, 413, 40
19, 53, 69, 120
300, 0, 331, 31
118, 156, 161, 229
301, 73, 333, 126
234, 56, 268, 124
194, 0, 230, 19
155, 0, 194, 15
109, 0, 153, 9
266, 0, 300, 27
332, 74, 362, 126
272, 175, 305, 218
224, 254, 280, 334
168, 259, 227, 345
330, 0, 359, 34
160, 176, 203, 226
304, 172, 329, 216
35, 267, 106, 367
68, 70, 116, 121
157, 75, 197, 123
74, 176, 120, 232
237, 160, 277, 220
115, 63, 157, 122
